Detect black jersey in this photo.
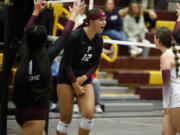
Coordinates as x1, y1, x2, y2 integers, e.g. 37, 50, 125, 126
13, 36, 69, 108
58, 28, 103, 84
12, 16, 74, 108
13, 46, 52, 108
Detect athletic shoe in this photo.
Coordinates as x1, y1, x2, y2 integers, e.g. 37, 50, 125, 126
49, 102, 57, 112
130, 46, 143, 57
95, 104, 103, 113
73, 104, 79, 113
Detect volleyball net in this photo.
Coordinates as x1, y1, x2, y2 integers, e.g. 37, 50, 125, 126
45, 0, 180, 50
48, 35, 180, 49
43, 0, 94, 9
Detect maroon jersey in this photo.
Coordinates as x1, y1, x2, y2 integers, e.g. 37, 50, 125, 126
58, 28, 103, 84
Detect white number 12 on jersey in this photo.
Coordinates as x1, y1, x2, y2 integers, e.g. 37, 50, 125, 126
81, 54, 92, 62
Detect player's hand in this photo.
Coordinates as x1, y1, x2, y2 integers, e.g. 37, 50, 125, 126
72, 82, 86, 96
76, 75, 87, 85
69, 0, 86, 21
33, 0, 47, 16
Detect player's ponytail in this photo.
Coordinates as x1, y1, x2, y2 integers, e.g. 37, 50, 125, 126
171, 40, 180, 78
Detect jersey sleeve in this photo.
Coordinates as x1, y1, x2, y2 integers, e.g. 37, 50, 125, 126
63, 31, 78, 83
62, 20, 75, 38
16, 15, 37, 61
162, 70, 171, 108
173, 21, 180, 34
85, 37, 103, 79
48, 20, 75, 62
25, 15, 37, 30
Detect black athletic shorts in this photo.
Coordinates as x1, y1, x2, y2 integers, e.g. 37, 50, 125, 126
15, 106, 48, 126
58, 74, 92, 85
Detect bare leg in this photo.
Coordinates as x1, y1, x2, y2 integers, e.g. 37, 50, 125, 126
56, 84, 74, 135
162, 114, 176, 135
78, 84, 95, 135
22, 120, 45, 135
170, 108, 180, 133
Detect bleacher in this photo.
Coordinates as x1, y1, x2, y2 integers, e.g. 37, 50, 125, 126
91, 0, 177, 111
56, 0, 177, 111
1, 0, 178, 112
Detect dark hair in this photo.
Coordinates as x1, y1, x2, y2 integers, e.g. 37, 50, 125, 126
171, 41, 180, 78
155, 27, 180, 78
26, 25, 47, 50
172, 29, 180, 77
173, 31, 180, 45
155, 27, 172, 48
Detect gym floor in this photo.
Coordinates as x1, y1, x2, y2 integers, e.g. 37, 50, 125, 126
8, 111, 163, 135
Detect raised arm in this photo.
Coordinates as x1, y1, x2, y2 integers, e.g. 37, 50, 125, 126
173, 3, 180, 33
25, 0, 47, 30
48, 0, 86, 62
62, 0, 86, 37
16, 0, 46, 60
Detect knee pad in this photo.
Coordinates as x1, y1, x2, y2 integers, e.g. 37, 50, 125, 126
56, 120, 69, 134
80, 118, 94, 130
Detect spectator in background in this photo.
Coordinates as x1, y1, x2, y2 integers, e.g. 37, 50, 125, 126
123, 1, 150, 57
141, 0, 157, 33
49, 57, 60, 111
115, 0, 140, 18
103, 0, 143, 57
91, 73, 104, 113
90, 48, 113, 113
116, 0, 157, 32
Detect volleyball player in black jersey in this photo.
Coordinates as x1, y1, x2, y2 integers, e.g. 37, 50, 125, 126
12, 0, 85, 135
56, 7, 106, 135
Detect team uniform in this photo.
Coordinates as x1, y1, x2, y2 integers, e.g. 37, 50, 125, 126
161, 46, 180, 134
58, 27, 103, 85
163, 49, 180, 108
12, 15, 74, 125
170, 21, 180, 108
56, 9, 106, 135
